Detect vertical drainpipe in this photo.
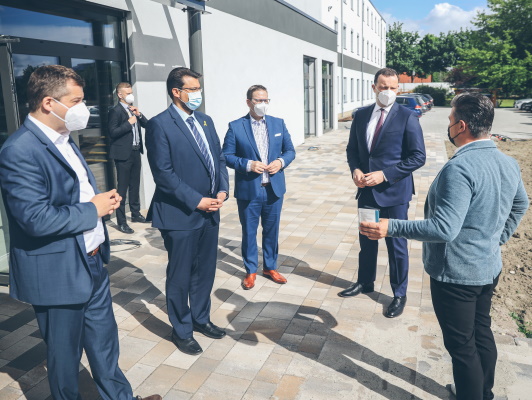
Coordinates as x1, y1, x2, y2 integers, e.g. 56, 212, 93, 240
187, 7, 205, 113
340, 0, 344, 118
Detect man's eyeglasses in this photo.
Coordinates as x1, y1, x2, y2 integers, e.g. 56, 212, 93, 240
178, 87, 202, 93
251, 98, 270, 104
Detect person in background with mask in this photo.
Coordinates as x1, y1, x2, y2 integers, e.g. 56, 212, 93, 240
338, 68, 426, 319
359, 92, 528, 400
108, 82, 149, 234
222, 85, 296, 290
145, 67, 229, 355
0, 65, 161, 400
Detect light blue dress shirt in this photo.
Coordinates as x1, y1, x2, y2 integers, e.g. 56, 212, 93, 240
172, 104, 215, 169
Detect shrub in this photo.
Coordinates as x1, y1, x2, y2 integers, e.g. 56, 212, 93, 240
413, 85, 447, 106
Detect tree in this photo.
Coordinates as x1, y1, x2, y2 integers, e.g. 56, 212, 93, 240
386, 22, 419, 77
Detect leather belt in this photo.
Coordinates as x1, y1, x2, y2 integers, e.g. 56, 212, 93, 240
87, 246, 100, 257
261, 182, 270, 187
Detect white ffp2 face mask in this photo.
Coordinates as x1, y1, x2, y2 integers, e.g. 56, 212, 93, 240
377, 90, 397, 107
51, 99, 90, 131
253, 102, 269, 117
124, 94, 135, 104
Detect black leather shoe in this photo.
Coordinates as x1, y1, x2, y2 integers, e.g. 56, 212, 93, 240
193, 321, 226, 339
338, 282, 374, 298
385, 296, 407, 318
118, 223, 134, 234
171, 333, 202, 355
131, 215, 148, 223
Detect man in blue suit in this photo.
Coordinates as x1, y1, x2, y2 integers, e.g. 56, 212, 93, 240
339, 68, 426, 318
146, 67, 229, 355
0, 66, 160, 400
223, 85, 296, 290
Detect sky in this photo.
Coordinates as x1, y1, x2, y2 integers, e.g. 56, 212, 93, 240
370, 0, 489, 35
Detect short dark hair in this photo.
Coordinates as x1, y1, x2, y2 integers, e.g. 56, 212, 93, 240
27, 65, 85, 112
450, 92, 494, 138
166, 67, 202, 99
374, 68, 399, 84
116, 82, 131, 94
247, 85, 268, 100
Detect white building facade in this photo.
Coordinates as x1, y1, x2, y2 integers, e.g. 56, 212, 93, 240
0, 0, 386, 282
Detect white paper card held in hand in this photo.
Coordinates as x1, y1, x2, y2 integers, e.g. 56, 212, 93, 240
358, 208, 380, 224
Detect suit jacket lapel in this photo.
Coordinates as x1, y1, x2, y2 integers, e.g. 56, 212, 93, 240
24, 120, 76, 177
358, 106, 373, 155
243, 115, 261, 160
168, 105, 209, 172
373, 102, 399, 152
195, 113, 218, 169
264, 115, 275, 163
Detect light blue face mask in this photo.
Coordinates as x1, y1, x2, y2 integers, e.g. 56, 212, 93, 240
183, 90, 202, 111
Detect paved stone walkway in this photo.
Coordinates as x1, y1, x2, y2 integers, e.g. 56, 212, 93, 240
1, 108, 531, 399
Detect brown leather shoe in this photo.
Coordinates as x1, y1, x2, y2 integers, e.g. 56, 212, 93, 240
242, 273, 256, 290
263, 269, 287, 284
136, 395, 162, 400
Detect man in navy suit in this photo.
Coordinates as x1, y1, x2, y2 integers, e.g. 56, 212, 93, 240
146, 67, 229, 355
0, 65, 160, 400
339, 68, 426, 318
223, 85, 296, 290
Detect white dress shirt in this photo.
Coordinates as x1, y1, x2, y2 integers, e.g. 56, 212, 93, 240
120, 102, 140, 146
366, 102, 394, 152
29, 115, 105, 253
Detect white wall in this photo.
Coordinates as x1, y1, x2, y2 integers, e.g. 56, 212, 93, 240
202, 6, 337, 146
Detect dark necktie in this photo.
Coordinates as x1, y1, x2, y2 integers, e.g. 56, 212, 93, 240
370, 108, 385, 153
186, 116, 215, 193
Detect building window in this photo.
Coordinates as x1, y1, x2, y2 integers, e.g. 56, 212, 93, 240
357, 0, 360, 16
343, 25, 347, 49
367, 7, 369, 24
343, 77, 347, 103
351, 78, 354, 101
350, 29, 354, 52
351, 0, 354, 10
334, 18, 338, 33
357, 34, 360, 55
338, 77, 340, 104
357, 79, 360, 101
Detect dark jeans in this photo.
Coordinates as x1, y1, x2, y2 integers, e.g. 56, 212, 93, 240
431, 275, 500, 400
115, 149, 141, 225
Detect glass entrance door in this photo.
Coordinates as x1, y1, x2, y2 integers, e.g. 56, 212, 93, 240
322, 61, 333, 132
303, 56, 316, 137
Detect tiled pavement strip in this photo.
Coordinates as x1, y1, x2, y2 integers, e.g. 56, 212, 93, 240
1, 108, 531, 399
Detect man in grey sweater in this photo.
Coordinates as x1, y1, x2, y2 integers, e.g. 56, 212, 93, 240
360, 92, 528, 400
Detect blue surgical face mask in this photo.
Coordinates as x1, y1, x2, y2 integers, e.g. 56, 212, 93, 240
183, 90, 202, 111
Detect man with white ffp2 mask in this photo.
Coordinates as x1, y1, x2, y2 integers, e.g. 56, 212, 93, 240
222, 85, 296, 290
339, 68, 426, 320
108, 82, 149, 234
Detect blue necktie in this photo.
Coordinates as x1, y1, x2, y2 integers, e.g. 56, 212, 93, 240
186, 117, 216, 193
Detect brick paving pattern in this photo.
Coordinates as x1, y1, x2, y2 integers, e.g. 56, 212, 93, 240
1, 111, 531, 399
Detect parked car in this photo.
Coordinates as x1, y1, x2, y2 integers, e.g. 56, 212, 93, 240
412, 93, 434, 109
402, 94, 428, 113
515, 99, 532, 109
521, 101, 532, 112
395, 96, 423, 118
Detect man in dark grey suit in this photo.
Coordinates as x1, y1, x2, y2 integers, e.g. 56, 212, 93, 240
108, 82, 149, 234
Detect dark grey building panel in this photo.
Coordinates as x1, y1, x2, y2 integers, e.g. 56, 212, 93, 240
208, 0, 337, 51
338, 53, 381, 75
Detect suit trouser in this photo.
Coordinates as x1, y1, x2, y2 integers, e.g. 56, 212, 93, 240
114, 149, 141, 225
357, 188, 409, 297
161, 217, 219, 339
33, 253, 133, 400
237, 184, 283, 274
431, 275, 499, 400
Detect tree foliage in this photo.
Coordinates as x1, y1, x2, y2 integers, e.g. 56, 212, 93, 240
386, 22, 419, 75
